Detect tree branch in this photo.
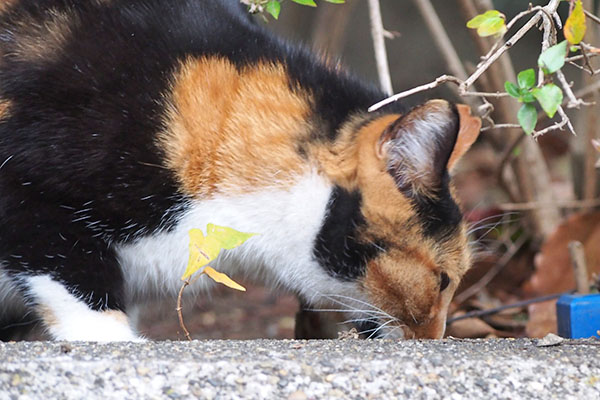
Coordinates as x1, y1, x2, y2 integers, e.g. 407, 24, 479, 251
367, 0, 393, 96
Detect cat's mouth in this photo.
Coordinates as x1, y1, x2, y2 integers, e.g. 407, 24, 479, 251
354, 318, 445, 339
353, 320, 407, 339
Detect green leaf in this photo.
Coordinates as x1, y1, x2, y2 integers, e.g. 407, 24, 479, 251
517, 69, 536, 89
517, 104, 537, 135
324, 0, 345, 3
265, 0, 281, 19
532, 84, 563, 118
467, 10, 501, 28
520, 90, 535, 103
291, 0, 317, 6
505, 81, 520, 98
477, 17, 507, 37
538, 40, 568, 74
564, 0, 586, 45
466, 10, 506, 37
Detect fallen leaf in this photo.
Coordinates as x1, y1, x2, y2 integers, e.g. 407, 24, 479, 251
524, 211, 600, 337
446, 314, 496, 338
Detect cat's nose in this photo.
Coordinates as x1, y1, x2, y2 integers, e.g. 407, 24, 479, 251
409, 316, 447, 339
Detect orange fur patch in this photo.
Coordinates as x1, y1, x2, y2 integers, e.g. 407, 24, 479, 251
37, 305, 58, 329
0, 0, 17, 14
102, 309, 130, 325
448, 104, 481, 171
159, 57, 313, 196
314, 112, 471, 338
0, 99, 11, 120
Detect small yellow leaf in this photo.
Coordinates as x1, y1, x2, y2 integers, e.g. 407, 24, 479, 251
181, 229, 221, 280
206, 224, 257, 250
203, 266, 246, 291
477, 18, 507, 38
564, 0, 586, 45
467, 10, 506, 38
181, 225, 257, 280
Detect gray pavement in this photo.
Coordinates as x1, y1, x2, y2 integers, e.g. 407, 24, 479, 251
0, 338, 599, 399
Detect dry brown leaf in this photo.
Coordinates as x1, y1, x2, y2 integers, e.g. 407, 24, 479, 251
446, 315, 496, 338
524, 211, 600, 337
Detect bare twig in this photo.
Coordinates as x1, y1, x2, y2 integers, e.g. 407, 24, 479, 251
368, 75, 462, 111
584, 9, 600, 25
448, 291, 572, 324
481, 123, 522, 131
497, 198, 600, 211
367, 0, 393, 95
176, 278, 192, 341
463, 0, 562, 90
556, 70, 590, 108
411, 0, 479, 108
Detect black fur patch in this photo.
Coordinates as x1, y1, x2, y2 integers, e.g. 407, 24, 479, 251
412, 176, 463, 239
313, 187, 384, 281
0, 0, 400, 315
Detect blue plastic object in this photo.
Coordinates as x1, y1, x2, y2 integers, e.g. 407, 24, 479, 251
556, 294, 600, 339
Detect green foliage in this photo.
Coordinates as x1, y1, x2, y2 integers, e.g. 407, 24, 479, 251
265, 0, 281, 19
517, 104, 537, 135
245, 0, 345, 20
532, 84, 563, 119
291, 0, 317, 6
505, 69, 536, 104
538, 40, 568, 74
466, 10, 506, 37
486, 0, 591, 136
517, 69, 535, 91
505, 67, 563, 134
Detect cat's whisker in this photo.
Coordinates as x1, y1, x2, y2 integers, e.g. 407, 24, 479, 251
382, 326, 402, 339
465, 211, 520, 236
322, 293, 391, 317
304, 308, 389, 319
340, 316, 382, 325
365, 318, 397, 339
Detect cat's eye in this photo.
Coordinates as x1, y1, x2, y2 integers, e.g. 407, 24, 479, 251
440, 272, 450, 292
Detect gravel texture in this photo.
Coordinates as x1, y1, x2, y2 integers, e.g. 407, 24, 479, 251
1, 338, 599, 399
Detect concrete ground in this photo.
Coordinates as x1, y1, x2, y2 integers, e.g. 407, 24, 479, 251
0, 338, 599, 399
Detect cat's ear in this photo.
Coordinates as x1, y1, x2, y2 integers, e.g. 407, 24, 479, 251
447, 104, 481, 172
376, 100, 480, 197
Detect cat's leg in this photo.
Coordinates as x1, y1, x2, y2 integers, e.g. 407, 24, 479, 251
26, 274, 141, 341
4, 223, 143, 341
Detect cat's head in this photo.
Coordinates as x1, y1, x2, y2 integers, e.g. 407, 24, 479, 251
313, 99, 481, 339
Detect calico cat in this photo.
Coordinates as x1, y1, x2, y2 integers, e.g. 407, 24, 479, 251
0, 0, 480, 341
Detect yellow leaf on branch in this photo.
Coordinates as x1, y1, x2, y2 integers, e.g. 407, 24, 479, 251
181, 224, 256, 283
466, 10, 506, 38
564, 0, 586, 45
203, 266, 246, 291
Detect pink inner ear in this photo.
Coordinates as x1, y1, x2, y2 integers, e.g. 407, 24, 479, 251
447, 104, 481, 171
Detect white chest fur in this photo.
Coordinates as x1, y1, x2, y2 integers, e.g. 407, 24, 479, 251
116, 171, 359, 306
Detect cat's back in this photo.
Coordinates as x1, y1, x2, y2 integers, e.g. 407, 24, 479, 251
0, 0, 271, 242
0, 0, 255, 108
